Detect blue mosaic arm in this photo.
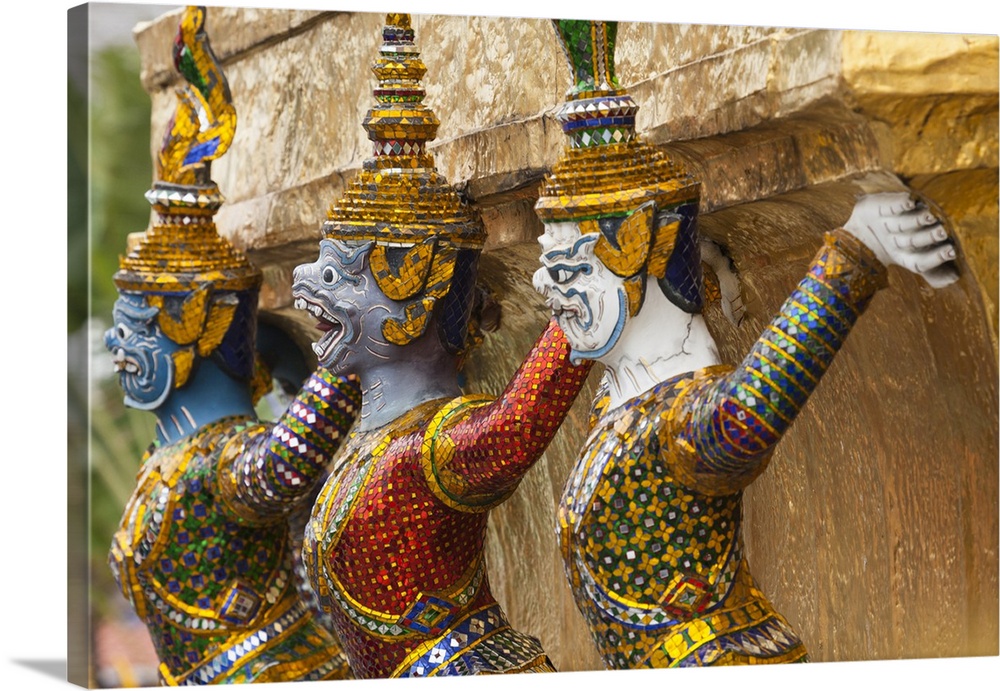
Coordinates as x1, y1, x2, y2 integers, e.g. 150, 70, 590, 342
670, 229, 888, 496
215, 370, 361, 522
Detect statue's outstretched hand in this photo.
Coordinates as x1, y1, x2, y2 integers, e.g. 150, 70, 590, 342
842, 192, 959, 288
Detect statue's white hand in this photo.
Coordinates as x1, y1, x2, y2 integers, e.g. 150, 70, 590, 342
842, 192, 959, 288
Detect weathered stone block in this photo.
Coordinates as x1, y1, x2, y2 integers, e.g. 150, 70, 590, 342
665, 101, 881, 212
771, 28, 842, 114
911, 168, 1000, 354
135, 7, 333, 91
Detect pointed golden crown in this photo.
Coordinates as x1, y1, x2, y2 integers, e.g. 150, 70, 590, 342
535, 20, 699, 223
112, 6, 262, 389
322, 13, 485, 250
113, 5, 259, 297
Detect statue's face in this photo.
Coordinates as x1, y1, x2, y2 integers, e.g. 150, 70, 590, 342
291, 239, 404, 374
104, 293, 177, 410
533, 221, 628, 362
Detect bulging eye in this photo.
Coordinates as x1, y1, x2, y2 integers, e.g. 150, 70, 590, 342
322, 266, 336, 284
548, 264, 591, 285
116, 323, 133, 340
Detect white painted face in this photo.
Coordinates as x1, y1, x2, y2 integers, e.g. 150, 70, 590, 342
533, 221, 628, 363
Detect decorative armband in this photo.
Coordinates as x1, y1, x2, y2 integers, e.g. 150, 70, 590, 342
816, 229, 889, 313
216, 371, 361, 522
421, 394, 511, 513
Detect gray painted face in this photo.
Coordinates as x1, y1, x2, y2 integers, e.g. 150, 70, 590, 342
292, 239, 409, 375
292, 238, 462, 430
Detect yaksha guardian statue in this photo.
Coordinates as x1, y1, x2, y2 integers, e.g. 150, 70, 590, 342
532, 19, 960, 669
104, 7, 359, 684
291, 13, 592, 679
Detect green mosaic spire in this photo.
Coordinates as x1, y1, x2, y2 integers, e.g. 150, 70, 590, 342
552, 19, 621, 98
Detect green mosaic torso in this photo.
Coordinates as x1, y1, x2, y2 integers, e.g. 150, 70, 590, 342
558, 373, 807, 668
108, 416, 346, 684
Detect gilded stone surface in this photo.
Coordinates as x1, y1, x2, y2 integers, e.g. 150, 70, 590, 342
843, 31, 999, 176
910, 168, 1000, 355
855, 94, 998, 175
842, 32, 999, 96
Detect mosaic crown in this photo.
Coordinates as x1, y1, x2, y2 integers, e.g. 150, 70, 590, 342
322, 13, 486, 351
113, 6, 261, 385
536, 19, 704, 314
536, 20, 700, 222
114, 5, 259, 297
322, 13, 485, 250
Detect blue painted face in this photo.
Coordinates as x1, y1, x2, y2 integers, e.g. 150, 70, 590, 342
104, 293, 178, 411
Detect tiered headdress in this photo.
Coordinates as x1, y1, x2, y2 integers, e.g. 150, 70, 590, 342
536, 20, 704, 315
113, 6, 261, 389
323, 13, 486, 353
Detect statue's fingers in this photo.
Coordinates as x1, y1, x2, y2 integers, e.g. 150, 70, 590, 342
886, 210, 939, 234
893, 224, 948, 249
875, 192, 917, 216
908, 244, 957, 273
922, 265, 961, 288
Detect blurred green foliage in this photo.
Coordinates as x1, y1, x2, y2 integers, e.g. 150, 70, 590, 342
68, 81, 89, 333
90, 45, 157, 326
69, 43, 160, 621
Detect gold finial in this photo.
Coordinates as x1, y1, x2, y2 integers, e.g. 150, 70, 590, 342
322, 13, 485, 250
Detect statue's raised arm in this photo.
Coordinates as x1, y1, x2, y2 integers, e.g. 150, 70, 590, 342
670, 196, 956, 495
532, 18, 959, 670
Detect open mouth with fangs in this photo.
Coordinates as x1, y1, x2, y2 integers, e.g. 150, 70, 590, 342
294, 296, 346, 362
110, 347, 141, 375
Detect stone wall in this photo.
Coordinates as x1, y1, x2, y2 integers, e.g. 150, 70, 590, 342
134, 7, 998, 670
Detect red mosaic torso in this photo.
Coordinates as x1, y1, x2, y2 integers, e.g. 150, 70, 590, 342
303, 320, 591, 678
